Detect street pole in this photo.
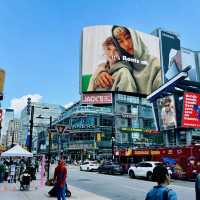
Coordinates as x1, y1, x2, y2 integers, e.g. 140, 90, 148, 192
29, 106, 34, 152
47, 116, 52, 181
58, 134, 61, 159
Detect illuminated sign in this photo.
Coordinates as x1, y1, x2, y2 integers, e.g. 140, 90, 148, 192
121, 127, 159, 134
182, 92, 200, 128
121, 128, 143, 132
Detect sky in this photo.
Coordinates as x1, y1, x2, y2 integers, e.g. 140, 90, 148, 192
0, 0, 200, 116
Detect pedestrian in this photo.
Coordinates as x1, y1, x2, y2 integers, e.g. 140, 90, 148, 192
54, 160, 67, 200
145, 165, 177, 200
195, 174, 200, 200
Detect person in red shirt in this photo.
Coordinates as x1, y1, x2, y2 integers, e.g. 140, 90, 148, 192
54, 160, 67, 200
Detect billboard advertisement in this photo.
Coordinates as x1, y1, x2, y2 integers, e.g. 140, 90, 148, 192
182, 92, 200, 128
81, 25, 162, 95
181, 48, 198, 81
160, 30, 181, 82
82, 93, 112, 104
157, 95, 177, 130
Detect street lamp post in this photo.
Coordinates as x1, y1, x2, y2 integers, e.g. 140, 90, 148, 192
29, 106, 34, 152
36, 115, 52, 181
47, 116, 52, 181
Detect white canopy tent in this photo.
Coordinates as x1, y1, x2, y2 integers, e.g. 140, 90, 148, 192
0, 144, 33, 157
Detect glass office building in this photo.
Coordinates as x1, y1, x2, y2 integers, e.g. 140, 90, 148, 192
51, 93, 158, 160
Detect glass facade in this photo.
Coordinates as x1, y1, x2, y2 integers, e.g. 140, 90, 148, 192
49, 93, 157, 160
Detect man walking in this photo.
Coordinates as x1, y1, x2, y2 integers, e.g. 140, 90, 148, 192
54, 160, 67, 200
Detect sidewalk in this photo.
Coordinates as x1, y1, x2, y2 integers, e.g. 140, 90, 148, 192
0, 170, 110, 200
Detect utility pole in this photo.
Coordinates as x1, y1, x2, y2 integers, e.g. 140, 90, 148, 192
29, 105, 34, 152
47, 116, 52, 181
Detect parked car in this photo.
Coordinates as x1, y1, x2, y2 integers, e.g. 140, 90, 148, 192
128, 161, 169, 180
98, 162, 124, 175
80, 161, 99, 171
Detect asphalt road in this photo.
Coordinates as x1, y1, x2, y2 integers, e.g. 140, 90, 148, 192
68, 166, 195, 200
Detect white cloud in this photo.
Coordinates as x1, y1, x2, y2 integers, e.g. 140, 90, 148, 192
10, 94, 43, 115
64, 102, 74, 109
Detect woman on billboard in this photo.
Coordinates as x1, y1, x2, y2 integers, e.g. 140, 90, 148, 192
87, 25, 162, 95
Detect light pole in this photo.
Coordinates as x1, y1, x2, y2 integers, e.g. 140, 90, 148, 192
36, 115, 52, 181
29, 105, 34, 152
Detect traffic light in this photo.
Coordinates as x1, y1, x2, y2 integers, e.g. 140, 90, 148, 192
27, 97, 31, 115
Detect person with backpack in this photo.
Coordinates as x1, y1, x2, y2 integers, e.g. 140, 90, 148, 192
145, 165, 177, 200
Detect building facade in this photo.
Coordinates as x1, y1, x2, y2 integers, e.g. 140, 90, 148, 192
0, 109, 14, 145
6, 118, 21, 147
48, 93, 159, 161
20, 102, 65, 153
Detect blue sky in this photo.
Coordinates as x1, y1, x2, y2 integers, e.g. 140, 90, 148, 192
0, 0, 200, 114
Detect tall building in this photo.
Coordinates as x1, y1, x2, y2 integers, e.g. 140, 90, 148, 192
6, 118, 21, 147
0, 108, 14, 145
20, 102, 65, 152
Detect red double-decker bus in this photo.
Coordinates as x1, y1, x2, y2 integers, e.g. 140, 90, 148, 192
115, 145, 200, 180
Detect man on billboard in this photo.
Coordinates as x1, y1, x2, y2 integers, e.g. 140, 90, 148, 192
87, 25, 162, 95
161, 96, 176, 130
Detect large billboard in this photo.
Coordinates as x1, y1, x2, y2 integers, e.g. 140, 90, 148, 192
81, 25, 162, 95
181, 48, 198, 81
182, 92, 200, 128
157, 95, 177, 130
160, 30, 181, 82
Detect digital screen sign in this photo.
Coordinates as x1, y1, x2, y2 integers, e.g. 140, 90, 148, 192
182, 92, 200, 128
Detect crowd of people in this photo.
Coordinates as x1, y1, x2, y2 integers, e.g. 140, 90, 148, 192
0, 158, 38, 183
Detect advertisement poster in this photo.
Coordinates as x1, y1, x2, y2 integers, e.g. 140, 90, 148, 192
160, 30, 181, 82
181, 48, 198, 81
182, 92, 200, 128
157, 95, 177, 130
81, 25, 162, 95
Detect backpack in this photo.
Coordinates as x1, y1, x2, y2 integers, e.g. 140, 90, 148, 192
145, 187, 171, 200
163, 188, 171, 200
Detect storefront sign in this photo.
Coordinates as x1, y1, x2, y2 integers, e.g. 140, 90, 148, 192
121, 127, 159, 134
82, 93, 112, 104
182, 92, 200, 128
121, 113, 135, 118
121, 128, 143, 132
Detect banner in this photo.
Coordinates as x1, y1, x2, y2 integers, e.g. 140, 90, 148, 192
182, 92, 200, 128
81, 25, 162, 95
160, 30, 181, 82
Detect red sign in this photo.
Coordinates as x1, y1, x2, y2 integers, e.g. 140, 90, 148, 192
182, 92, 200, 128
82, 93, 112, 104
56, 125, 66, 134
